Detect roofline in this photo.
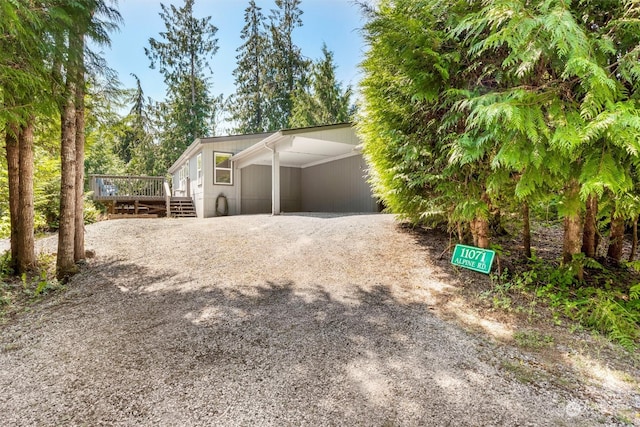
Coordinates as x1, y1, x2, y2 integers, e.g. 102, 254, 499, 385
168, 132, 277, 174
198, 130, 275, 144
280, 122, 352, 135
229, 123, 355, 166
229, 131, 286, 164
167, 123, 353, 174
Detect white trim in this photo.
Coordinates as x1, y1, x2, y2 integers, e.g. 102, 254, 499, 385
301, 150, 362, 169
214, 152, 233, 185
230, 132, 284, 168
168, 131, 276, 174
196, 153, 203, 186
272, 148, 280, 215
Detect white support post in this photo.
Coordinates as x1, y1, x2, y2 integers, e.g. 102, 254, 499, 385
272, 148, 281, 215
235, 163, 242, 215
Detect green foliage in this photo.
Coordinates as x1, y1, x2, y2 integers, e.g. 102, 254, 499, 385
145, 0, 220, 170
513, 330, 554, 350
486, 258, 640, 350
358, 0, 640, 263
290, 44, 353, 128
0, 251, 13, 277
483, 267, 539, 314
83, 197, 101, 225
569, 286, 640, 351
228, 0, 269, 134
0, 251, 62, 319
263, 0, 309, 130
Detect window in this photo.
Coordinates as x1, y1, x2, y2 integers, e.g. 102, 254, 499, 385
196, 153, 203, 185
214, 152, 233, 185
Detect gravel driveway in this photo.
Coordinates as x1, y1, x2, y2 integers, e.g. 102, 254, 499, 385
0, 214, 626, 425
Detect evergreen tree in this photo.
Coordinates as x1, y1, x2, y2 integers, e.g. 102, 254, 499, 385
145, 0, 219, 170
57, 0, 121, 278
228, 0, 268, 134
1, 0, 47, 273
359, 0, 640, 273
264, 0, 308, 130
290, 44, 352, 128
114, 74, 156, 175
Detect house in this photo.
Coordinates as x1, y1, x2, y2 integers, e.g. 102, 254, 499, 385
167, 123, 379, 217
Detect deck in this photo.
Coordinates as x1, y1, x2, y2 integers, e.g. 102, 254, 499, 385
89, 175, 196, 218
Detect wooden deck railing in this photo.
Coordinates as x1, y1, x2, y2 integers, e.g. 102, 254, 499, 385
89, 174, 168, 202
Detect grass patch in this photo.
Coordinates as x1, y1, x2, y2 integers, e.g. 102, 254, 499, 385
513, 330, 555, 349
500, 360, 539, 385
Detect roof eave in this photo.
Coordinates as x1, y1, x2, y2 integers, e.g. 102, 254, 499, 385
168, 138, 201, 174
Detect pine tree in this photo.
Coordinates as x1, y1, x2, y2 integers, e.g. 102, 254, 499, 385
290, 44, 352, 128
145, 0, 219, 170
229, 0, 268, 134
264, 0, 308, 130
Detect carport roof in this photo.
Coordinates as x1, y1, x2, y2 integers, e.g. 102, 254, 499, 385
230, 123, 361, 169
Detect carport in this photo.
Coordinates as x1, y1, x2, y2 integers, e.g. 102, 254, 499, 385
230, 124, 377, 215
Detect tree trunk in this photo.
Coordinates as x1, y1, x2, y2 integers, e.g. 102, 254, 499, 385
16, 118, 36, 272
607, 214, 625, 264
522, 201, 532, 259
562, 180, 582, 279
582, 194, 598, 258
563, 213, 582, 277
470, 218, 490, 249
490, 209, 507, 236
57, 83, 78, 280
5, 124, 20, 271
74, 50, 86, 263
629, 216, 638, 262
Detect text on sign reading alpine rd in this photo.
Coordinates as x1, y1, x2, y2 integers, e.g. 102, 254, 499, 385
450, 244, 496, 274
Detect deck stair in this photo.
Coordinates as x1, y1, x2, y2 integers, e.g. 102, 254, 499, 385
170, 197, 197, 218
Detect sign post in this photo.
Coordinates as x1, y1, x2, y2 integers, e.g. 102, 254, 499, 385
451, 244, 495, 274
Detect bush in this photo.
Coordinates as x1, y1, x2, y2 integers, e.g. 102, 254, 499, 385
0, 215, 10, 239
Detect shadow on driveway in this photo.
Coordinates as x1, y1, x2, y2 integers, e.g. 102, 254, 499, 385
0, 258, 587, 426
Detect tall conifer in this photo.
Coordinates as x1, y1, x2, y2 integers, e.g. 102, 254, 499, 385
229, 0, 268, 134
290, 44, 352, 128
146, 0, 219, 170
264, 0, 308, 130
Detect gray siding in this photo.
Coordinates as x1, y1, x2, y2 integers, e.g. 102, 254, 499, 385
281, 168, 302, 213
241, 165, 271, 214
301, 155, 377, 213
241, 165, 301, 214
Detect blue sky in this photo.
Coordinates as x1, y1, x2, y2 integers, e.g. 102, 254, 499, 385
102, 0, 368, 109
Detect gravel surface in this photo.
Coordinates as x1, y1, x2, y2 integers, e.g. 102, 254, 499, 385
0, 214, 636, 425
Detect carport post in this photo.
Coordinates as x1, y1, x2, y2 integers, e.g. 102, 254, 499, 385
272, 147, 281, 215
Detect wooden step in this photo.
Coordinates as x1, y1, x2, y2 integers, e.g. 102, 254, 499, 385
169, 197, 197, 218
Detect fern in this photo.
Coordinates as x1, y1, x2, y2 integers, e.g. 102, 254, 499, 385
571, 287, 640, 351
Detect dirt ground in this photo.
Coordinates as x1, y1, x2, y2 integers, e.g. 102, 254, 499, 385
0, 214, 639, 426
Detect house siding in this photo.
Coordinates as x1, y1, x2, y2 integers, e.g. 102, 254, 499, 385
241, 165, 301, 214
170, 134, 272, 217
301, 154, 377, 213
169, 125, 379, 217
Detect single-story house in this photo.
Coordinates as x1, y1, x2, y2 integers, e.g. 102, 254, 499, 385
167, 123, 379, 217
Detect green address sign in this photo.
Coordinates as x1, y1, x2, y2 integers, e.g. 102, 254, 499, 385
451, 244, 495, 274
